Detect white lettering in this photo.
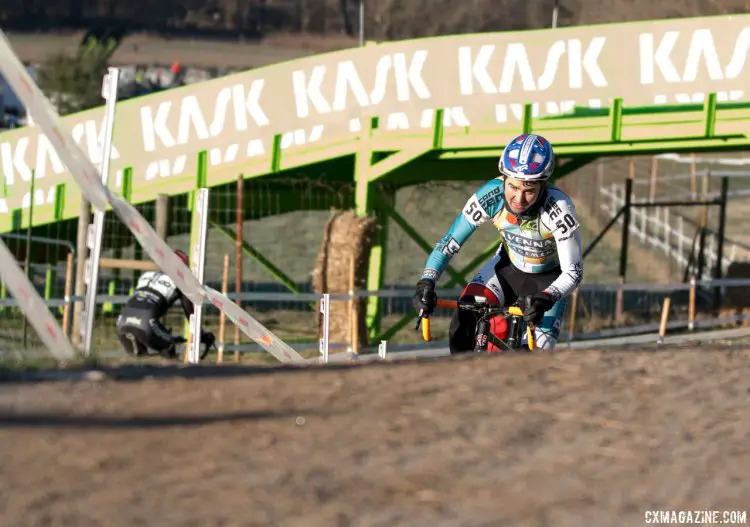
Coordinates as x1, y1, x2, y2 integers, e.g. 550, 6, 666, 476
567, 38, 607, 88
458, 45, 497, 95
640, 31, 681, 84
369, 55, 391, 104
0, 137, 31, 185
460, 39, 606, 95
177, 96, 209, 145
86, 119, 120, 164
223, 144, 239, 164
725, 27, 750, 78
295, 51, 431, 118
145, 155, 187, 181
246, 139, 265, 157
232, 80, 269, 129
21, 186, 54, 208
34, 134, 65, 181
209, 86, 232, 136
280, 125, 325, 148
332, 61, 370, 112
141, 102, 176, 152
498, 43, 537, 93
683, 29, 724, 82
640, 30, 728, 84
654, 90, 744, 104
537, 41, 566, 90
442, 106, 470, 127
392, 51, 431, 100
386, 112, 410, 130
292, 65, 331, 118
494, 100, 581, 123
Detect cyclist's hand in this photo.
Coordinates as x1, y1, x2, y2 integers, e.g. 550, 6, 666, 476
523, 292, 556, 325
412, 278, 437, 316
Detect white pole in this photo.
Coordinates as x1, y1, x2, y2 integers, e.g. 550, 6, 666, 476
188, 188, 210, 364
378, 340, 387, 359
551, 0, 559, 28
82, 67, 120, 356
358, 0, 364, 46
319, 293, 330, 363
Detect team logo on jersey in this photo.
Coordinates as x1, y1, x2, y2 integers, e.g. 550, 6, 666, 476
519, 217, 538, 233
503, 231, 555, 259
441, 237, 461, 256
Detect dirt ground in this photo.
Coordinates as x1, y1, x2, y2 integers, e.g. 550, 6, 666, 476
0, 344, 749, 527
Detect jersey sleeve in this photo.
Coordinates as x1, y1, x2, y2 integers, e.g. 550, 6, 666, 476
420, 179, 504, 282
540, 192, 584, 300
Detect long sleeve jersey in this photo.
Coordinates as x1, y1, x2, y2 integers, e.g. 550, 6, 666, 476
420, 178, 584, 301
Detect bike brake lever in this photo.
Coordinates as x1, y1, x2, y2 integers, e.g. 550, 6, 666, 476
414, 309, 426, 330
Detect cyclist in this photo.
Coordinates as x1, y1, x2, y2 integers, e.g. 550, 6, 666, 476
412, 133, 583, 352
116, 249, 215, 359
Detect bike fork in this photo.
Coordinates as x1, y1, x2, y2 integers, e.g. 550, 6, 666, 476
474, 318, 490, 353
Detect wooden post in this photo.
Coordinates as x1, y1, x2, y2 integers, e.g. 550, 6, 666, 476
648, 156, 659, 203
183, 327, 193, 364
234, 175, 244, 362
594, 161, 604, 213
567, 288, 579, 344
657, 297, 672, 344
688, 274, 697, 331
690, 153, 697, 199
616, 161, 634, 323
217, 253, 229, 364
155, 193, 169, 240
72, 199, 91, 345
62, 252, 74, 338
348, 253, 355, 353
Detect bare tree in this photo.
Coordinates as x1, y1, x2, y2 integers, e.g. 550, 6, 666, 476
339, 0, 353, 36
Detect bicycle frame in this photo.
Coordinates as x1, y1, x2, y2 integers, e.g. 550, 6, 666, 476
418, 297, 536, 352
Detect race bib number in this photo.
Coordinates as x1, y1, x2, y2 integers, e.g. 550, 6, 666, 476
462, 195, 489, 226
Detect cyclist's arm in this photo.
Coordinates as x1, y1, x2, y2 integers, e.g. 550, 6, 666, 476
176, 289, 194, 320
541, 193, 584, 300
421, 178, 504, 282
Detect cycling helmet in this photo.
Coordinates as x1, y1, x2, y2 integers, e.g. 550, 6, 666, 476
174, 249, 189, 265
498, 133, 555, 182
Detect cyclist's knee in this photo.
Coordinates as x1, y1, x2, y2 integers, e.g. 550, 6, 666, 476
461, 283, 501, 304
448, 310, 474, 353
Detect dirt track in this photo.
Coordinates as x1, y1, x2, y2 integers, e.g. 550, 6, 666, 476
1, 345, 749, 526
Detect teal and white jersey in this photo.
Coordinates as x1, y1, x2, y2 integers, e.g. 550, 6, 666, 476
421, 178, 583, 301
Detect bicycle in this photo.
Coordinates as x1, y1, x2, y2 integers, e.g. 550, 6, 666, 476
415, 295, 537, 353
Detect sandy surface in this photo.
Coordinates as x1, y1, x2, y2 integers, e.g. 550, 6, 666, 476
0, 345, 749, 526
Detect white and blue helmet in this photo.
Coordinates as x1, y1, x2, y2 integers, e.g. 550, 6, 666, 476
498, 133, 556, 182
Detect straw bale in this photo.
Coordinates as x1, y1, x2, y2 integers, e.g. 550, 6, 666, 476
312, 208, 379, 350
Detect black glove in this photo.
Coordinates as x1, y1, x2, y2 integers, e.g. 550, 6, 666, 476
523, 292, 557, 325
412, 278, 437, 316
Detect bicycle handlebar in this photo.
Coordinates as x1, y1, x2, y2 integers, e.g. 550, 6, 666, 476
417, 298, 534, 350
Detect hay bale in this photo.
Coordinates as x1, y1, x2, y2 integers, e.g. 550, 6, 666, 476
312, 208, 379, 350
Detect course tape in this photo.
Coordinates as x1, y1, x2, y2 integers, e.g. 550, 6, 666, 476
0, 31, 304, 364
0, 237, 76, 360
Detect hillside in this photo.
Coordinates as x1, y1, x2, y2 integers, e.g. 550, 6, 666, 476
4, 1, 750, 69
